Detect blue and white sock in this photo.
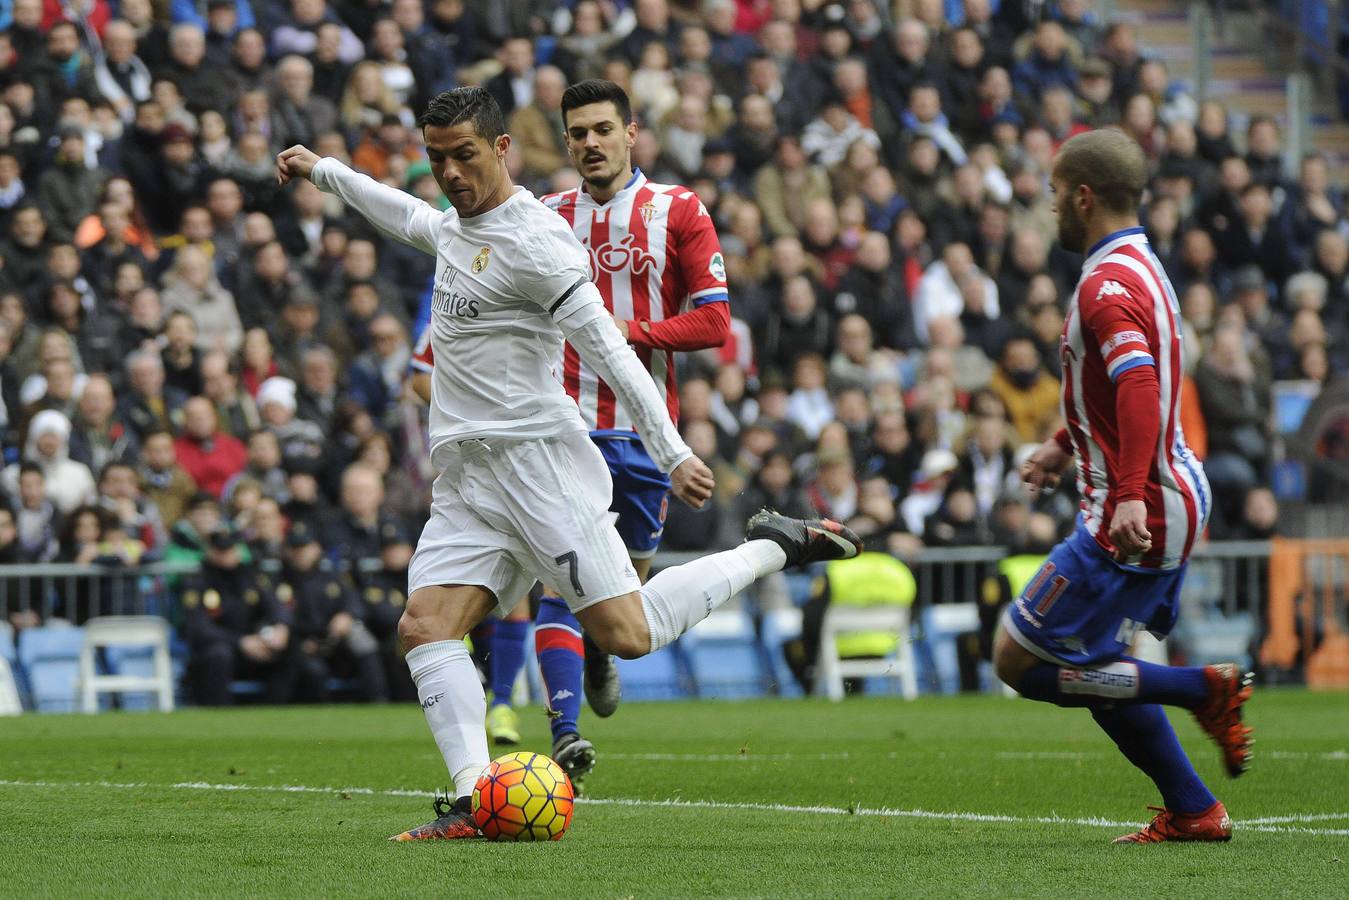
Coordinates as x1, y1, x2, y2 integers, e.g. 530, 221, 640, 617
1016, 657, 1210, 709
488, 618, 529, 708
535, 597, 584, 742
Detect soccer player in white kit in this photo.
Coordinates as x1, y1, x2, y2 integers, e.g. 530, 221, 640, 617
276, 86, 863, 841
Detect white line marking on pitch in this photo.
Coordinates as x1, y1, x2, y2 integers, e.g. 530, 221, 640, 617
1, 779, 1346, 837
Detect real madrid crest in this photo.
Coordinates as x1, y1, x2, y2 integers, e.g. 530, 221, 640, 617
471, 246, 491, 274
639, 200, 656, 224
203, 589, 221, 611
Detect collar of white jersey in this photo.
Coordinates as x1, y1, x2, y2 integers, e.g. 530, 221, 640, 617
1084, 226, 1147, 267
579, 168, 647, 208
457, 185, 528, 224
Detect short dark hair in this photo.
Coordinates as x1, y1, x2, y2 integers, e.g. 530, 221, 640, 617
418, 87, 505, 142
98, 460, 137, 484
561, 79, 632, 128
1052, 128, 1148, 215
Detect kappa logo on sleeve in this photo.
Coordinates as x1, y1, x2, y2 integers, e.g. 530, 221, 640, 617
1095, 280, 1130, 301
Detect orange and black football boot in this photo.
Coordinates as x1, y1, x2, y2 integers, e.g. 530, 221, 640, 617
1113, 801, 1234, 844
389, 792, 479, 841
1192, 663, 1254, 777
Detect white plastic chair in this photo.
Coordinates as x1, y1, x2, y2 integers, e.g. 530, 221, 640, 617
0, 656, 21, 715
78, 616, 175, 713
816, 605, 918, 701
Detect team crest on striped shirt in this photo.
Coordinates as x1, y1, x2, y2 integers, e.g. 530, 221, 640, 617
639, 200, 657, 224
471, 246, 491, 274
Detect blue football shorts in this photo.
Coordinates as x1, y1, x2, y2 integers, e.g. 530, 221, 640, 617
590, 432, 672, 559
1001, 520, 1187, 667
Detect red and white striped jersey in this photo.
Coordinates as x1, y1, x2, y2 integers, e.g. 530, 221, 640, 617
540, 169, 729, 431
1061, 227, 1211, 570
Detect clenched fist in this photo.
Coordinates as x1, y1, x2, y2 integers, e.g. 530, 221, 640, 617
276, 145, 321, 186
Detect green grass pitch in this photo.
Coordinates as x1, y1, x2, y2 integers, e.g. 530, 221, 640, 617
2, 691, 1347, 898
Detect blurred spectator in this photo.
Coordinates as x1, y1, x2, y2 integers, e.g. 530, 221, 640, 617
13, 462, 60, 561
96, 460, 166, 553
139, 428, 197, 527
914, 242, 999, 343
832, 231, 914, 350
160, 312, 204, 397
508, 66, 568, 185
484, 34, 536, 118
345, 313, 408, 422
165, 491, 222, 567
322, 463, 393, 563
900, 447, 959, 534
68, 374, 138, 474
989, 336, 1060, 443
2, 409, 95, 513
161, 245, 245, 355
174, 395, 248, 497
256, 375, 324, 462
37, 127, 106, 243
182, 526, 296, 705
280, 520, 386, 702
755, 134, 832, 240
119, 350, 189, 439
1196, 324, 1272, 528
200, 349, 260, 439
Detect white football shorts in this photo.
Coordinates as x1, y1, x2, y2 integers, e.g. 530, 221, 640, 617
409, 431, 641, 614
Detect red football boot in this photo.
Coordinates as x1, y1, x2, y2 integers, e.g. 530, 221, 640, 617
1192, 663, 1254, 777
389, 794, 480, 841
1113, 802, 1234, 844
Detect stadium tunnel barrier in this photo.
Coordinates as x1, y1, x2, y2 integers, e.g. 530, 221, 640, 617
2, 540, 1345, 705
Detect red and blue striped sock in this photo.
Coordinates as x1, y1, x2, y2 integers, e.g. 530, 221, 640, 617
1016, 656, 1209, 708
488, 618, 529, 708
535, 597, 584, 742
1092, 704, 1217, 814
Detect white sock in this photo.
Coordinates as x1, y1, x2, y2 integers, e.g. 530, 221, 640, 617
406, 640, 489, 799
640, 540, 787, 652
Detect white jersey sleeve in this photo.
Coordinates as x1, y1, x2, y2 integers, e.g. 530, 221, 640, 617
311, 157, 449, 256
559, 295, 693, 475
514, 227, 692, 474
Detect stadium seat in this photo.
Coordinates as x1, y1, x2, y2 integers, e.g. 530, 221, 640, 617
17, 626, 86, 713
914, 603, 981, 695
816, 605, 917, 701
1179, 613, 1257, 672
758, 606, 805, 698
0, 656, 21, 715
78, 617, 175, 713
681, 607, 767, 700
0, 622, 20, 715
613, 642, 692, 701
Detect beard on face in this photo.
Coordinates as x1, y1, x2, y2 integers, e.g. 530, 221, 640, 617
1057, 199, 1086, 253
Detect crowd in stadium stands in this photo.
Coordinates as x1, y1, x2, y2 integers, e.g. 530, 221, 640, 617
0, 0, 1343, 698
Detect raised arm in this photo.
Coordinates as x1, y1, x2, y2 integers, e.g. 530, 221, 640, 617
276, 146, 446, 256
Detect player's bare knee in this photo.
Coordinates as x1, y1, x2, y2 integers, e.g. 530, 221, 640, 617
397, 596, 449, 651
991, 630, 1028, 688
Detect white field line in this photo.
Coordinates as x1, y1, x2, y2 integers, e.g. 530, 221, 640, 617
1, 778, 1347, 837
612, 749, 1348, 764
